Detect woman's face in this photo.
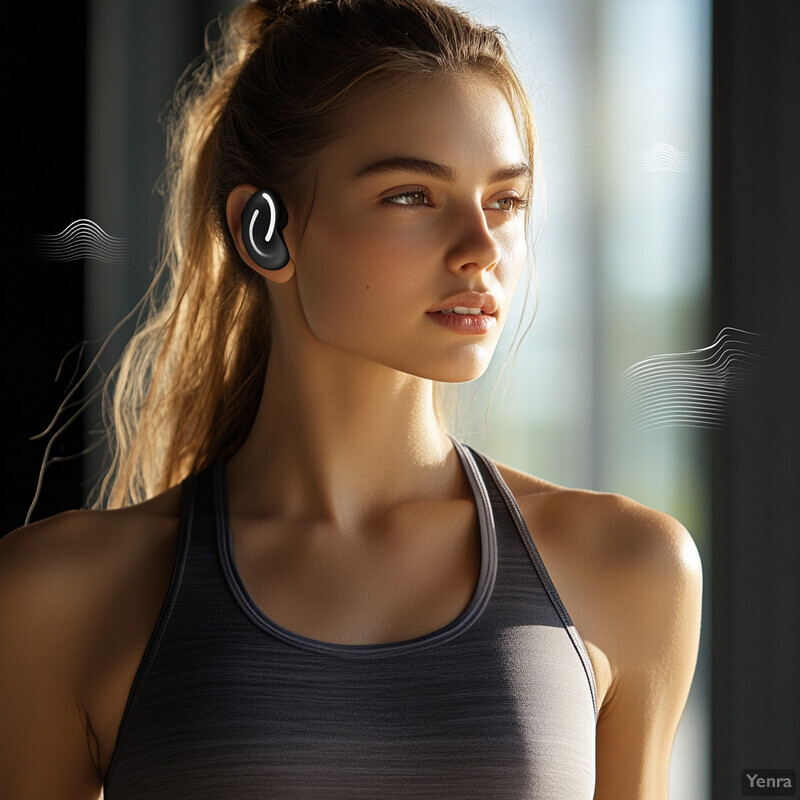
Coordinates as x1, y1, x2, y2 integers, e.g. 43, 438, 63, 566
288, 72, 531, 383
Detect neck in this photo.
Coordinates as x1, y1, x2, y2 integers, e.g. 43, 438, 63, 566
226, 333, 460, 530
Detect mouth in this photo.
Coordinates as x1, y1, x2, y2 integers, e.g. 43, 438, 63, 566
426, 307, 497, 335
429, 292, 499, 316
434, 307, 487, 316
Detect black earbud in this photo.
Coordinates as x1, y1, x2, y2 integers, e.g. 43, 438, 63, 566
240, 188, 290, 271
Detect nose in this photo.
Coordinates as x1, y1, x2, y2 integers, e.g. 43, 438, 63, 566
443, 202, 502, 275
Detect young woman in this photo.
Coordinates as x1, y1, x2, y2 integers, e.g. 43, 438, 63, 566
0, 0, 702, 797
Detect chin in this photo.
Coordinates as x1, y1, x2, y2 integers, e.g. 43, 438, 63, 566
436, 369, 491, 385
406, 357, 495, 384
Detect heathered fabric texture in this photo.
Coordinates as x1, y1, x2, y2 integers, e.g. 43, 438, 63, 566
104, 438, 597, 798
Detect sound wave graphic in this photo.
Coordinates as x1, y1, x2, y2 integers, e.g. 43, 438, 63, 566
621, 327, 763, 433
34, 219, 131, 262
638, 142, 690, 173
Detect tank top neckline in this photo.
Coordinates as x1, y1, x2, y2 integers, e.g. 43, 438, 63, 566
215, 436, 499, 658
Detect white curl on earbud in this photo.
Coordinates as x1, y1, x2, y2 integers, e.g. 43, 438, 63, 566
247, 192, 277, 257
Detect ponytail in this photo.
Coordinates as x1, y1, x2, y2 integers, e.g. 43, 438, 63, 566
93, 3, 275, 508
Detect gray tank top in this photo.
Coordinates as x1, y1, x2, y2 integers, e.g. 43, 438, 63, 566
104, 438, 597, 798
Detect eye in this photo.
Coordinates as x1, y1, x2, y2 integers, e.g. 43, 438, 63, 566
382, 189, 432, 207
485, 195, 530, 213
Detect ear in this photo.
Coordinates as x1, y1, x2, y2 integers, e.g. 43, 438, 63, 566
226, 184, 295, 284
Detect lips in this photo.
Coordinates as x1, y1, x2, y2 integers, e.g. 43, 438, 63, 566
429, 291, 499, 315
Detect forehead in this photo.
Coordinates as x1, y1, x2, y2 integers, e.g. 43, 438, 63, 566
318, 73, 526, 178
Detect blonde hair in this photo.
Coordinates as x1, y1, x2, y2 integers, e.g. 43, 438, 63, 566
88, 0, 538, 509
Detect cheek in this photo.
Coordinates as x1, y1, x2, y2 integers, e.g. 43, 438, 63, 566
294, 219, 418, 342
499, 225, 528, 289
305, 207, 430, 292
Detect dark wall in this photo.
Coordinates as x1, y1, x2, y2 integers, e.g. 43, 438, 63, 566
711, 0, 800, 794
1, 1, 236, 533
1, 3, 87, 530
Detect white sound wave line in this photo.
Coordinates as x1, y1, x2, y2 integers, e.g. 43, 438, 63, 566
621, 328, 759, 377
34, 218, 132, 262
638, 142, 690, 173
620, 327, 763, 432
621, 358, 761, 400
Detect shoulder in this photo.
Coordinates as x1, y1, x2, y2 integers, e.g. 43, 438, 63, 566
1, 508, 126, 627
493, 458, 703, 799
0, 488, 183, 605
492, 456, 701, 597
0, 488, 183, 689
0, 489, 182, 796
0, 487, 183, 665
494, 456, 702, 672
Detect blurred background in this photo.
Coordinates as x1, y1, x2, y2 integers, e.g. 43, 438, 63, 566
2, 1, 797, 797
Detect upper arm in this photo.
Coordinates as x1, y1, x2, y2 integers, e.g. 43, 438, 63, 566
0, 516, 105, 800
593, 499, 703, 800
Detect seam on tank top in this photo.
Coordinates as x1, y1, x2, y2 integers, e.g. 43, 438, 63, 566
102, 473, 196, 791
467, 448, 598, 719
214, 445, 498, 660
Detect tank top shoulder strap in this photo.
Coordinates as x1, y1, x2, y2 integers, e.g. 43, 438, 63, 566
129, 466, 204, 672
459, 442, 598, 716
106, 465, 224, 777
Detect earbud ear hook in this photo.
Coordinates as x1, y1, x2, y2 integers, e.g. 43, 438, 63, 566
241, 188, 290, 271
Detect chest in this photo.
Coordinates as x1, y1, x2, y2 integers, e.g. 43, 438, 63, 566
230, 501, 482, 645
95, 457, 601, 795
103, 555, 596, 800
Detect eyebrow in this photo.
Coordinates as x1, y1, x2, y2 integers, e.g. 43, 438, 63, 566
355, 156, 531, 185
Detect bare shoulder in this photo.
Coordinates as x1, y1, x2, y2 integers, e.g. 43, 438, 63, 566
492, 456, 701, 590
492, 457, 703, 799
1, 487, 182, 611
0, 488, 182, 799
493, 457, 702, 667
0, 486, 183, 678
